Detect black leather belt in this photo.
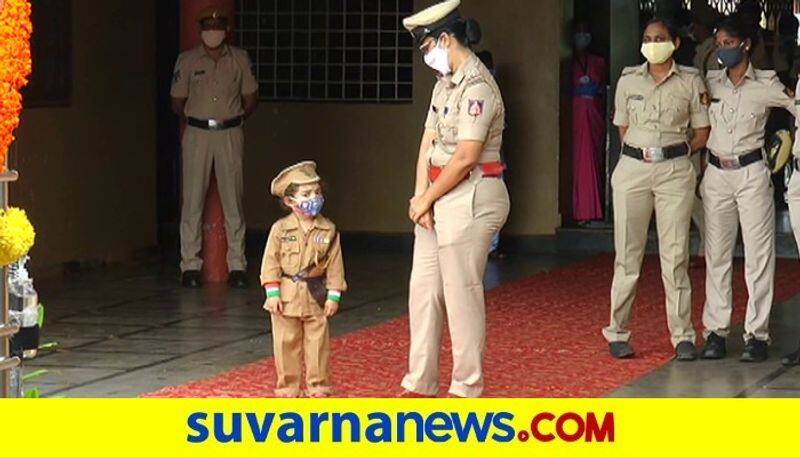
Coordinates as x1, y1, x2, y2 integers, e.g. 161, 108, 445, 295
622, 143, 689, 162
709, 149, 763, 170
187, 116, 242, 131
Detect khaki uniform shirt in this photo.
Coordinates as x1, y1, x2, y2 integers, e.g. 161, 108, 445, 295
706, 65, 796, 157
613, 62, 710, 148
424, 53, 505, 167
170, 45, 259, 120
693, 36, 721, 75
259, 214, 347, 318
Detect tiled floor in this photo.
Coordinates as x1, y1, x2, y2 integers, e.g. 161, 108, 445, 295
19, 248, 800, 398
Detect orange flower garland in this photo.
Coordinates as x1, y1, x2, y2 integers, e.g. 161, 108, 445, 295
0, 0, 33, 172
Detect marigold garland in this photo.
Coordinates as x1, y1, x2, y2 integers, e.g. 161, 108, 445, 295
0, 207, 35, 267
0, 0, 33, 171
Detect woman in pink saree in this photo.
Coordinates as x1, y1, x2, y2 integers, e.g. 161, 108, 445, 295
572, 23, 607, 222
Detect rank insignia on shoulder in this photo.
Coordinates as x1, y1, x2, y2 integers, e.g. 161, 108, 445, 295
700, 93, 710, 106
468, 99, 484, 117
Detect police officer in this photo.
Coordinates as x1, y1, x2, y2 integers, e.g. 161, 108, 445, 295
691, 2, 722, 75
171, 7, 258, 288
603, 18, 710, 361
700, 18, 797, 363
782, 72, 800, 368
400, 0, 510, 398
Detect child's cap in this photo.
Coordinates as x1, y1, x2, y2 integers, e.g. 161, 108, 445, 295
271, 161, 320, 197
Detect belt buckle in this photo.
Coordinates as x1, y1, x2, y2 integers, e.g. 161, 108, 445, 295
208, 119, 220, 130
719, 156, 741, 170
642, 147, 665, 163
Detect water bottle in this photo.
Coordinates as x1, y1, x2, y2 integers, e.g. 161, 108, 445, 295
8, 256, 39, 358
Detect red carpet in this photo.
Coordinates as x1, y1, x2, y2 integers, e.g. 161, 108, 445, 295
145, 255, 800, 398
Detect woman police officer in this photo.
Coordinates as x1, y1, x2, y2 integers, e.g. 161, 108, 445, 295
399, 0, 509, 398
699, 17, 796, 363
603, 18, 711, 361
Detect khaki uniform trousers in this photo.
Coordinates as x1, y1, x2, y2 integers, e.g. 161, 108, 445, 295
690, 152, 706, 255
402, 174, 510, 398
789, 170, 800, 257
180, 126, 247, 272
271, 313, 331, 397
603, 155, 697, 347
701, 162, 775, 343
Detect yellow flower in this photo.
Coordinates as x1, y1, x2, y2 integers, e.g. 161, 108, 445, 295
0, 207, 35, 267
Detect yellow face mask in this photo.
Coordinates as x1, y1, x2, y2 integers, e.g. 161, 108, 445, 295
640, 41, 676, 64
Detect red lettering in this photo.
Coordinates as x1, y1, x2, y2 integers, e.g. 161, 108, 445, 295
530, 413, 556, 442
556, 413, 585, 442
585, 413, 615, 442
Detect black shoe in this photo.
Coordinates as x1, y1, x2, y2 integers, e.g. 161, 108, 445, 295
181, 270, 202, 288
781, 347, 800, 367
609, 342, 635, 359
228, 270, 249, 289
701, 333, 727, 359
740, 339, 769, 363
675, 341, 698, 361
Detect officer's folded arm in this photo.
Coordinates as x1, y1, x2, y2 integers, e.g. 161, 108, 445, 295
617, 126, 628, 144
241, 91, 258, 119
413, 129, 439, 197
689, 127, 710, 153
171, 97, 188, 122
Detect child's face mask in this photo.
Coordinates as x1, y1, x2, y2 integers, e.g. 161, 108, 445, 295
292, 194, 325, 218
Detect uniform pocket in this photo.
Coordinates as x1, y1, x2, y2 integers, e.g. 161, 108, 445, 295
739, 102, 765, 131
664, 95, 690, 126
279, 277, 297, 303
279, 242, 301, 272
627, 98, 645, 124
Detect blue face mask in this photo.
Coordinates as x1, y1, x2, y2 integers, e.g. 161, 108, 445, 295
293, 195, 325, 217
717, 44, 747, 68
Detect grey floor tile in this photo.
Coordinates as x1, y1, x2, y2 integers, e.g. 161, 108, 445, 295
26, 350, 175, 369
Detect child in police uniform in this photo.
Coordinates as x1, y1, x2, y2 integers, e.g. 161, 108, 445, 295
261, 161, 346, 398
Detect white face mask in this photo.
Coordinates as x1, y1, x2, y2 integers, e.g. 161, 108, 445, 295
423, 40, 452, 75
201, 30, 226, 49
640, 41, 676, 64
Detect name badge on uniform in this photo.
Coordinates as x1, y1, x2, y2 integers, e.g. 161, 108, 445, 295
315, 235, 330, 245
468, 100, 484, 117
281, 235, 297, 242
628, 94, 644, 101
